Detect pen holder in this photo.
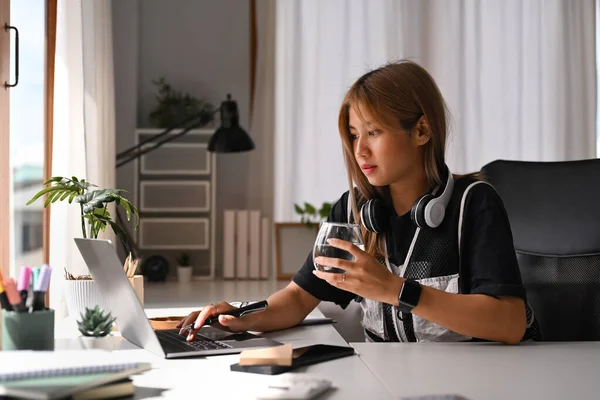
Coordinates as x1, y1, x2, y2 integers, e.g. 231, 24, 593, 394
2, 309, 55, 351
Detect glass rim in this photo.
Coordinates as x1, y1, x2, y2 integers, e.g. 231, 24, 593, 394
321, 222, 360, 228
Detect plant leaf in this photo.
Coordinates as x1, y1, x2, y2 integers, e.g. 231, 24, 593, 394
304, 202, 316, 214
26, 185, 65, 205
106, 219, 130, 251
44, 191, 57, 208
43, 176, 63, 185
75, 189, 119, 213
319, 202, 333, 219
294, 204, 304, 215
121, 200, 132, 221
59, 191, 71, 201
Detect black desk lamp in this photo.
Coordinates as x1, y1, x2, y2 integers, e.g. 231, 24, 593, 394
116, 94, 255, 168
114, 93, 254, 269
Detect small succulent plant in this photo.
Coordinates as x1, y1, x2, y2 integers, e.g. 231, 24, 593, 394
177, 252, 191, 267
77, 306, 116, 337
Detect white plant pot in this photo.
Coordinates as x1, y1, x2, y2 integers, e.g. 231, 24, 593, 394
79, 335, 115, 351
64, 280, 110, 319
177, 266, 193, 282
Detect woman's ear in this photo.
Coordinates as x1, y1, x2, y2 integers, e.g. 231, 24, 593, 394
414, 116, 431, 146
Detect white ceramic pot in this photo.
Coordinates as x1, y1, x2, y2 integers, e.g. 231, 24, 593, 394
64, 280, 110, 319
79, 335, 115, 351
177, 266, 193, 282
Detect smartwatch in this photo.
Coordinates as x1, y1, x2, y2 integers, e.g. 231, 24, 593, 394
397, 279, 422, 315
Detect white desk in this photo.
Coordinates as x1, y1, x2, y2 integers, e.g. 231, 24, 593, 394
55, 307, 392, 399
351, 341, 600, 400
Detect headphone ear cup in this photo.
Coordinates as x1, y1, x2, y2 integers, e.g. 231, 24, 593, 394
360, 198, 389, 233
424, 200, 446, 228
411, 193, 432, 228
360, 199, 377, 233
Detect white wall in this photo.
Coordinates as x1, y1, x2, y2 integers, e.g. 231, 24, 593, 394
112, 0, 255, 276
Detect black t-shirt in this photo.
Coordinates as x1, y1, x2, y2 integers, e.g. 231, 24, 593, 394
292, 181, 526, 309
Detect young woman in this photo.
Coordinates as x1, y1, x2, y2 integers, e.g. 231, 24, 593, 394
178, 60, 538, 344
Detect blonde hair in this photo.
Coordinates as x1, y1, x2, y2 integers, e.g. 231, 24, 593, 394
338, 60, 451, 258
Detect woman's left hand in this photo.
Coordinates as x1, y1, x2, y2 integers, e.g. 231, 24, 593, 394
313, 238, 404, 304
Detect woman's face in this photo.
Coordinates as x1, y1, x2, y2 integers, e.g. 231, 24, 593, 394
349, 105, 425, 187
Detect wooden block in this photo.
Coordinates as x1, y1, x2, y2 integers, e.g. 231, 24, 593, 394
239, 343, 293, 366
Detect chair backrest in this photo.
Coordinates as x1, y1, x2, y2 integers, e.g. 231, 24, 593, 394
318, 301, 365, 343
481, 159, 600, 341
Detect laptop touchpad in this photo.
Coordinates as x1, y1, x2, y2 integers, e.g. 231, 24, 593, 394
198, 326, 258, 342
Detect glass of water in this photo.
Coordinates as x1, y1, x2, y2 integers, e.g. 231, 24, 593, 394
313, 222, 364, 274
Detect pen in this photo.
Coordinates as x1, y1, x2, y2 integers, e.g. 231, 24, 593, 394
182, 300, 269, 331
0, 279, 13, 311
3, 278, 23, 312
17, 266, 32, 310
31, 267, 41, 291
32, 264, 52, 312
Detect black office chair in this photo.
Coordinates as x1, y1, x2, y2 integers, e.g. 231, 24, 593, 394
481, 159, 600, 341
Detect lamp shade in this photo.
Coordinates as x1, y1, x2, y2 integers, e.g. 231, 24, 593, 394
208, 94, 255, 153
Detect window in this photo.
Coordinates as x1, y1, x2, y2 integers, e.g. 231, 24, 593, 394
9, 0, 46, 274
0, 2, 9, 280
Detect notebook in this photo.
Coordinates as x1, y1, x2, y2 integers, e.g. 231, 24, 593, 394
0, 350, 150, 400
72, 378, 134, 400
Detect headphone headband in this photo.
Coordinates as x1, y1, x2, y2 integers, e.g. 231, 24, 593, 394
423, 166, 454, 228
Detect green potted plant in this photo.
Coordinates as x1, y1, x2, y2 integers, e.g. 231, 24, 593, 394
27, 176, 139, 317
294, 202, 332, 228
27, 176, 139, 247
77, 305, 117, 350
275, 201, 334, 280
176, 252, 192, 283
149, 77, 214, 128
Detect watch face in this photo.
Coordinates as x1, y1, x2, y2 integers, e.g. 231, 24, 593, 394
399, 280, 422, 310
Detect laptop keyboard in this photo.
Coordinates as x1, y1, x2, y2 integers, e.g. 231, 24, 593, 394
156, 329, 232, 352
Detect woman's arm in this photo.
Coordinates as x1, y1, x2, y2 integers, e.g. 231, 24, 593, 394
383, 277, 526, 344
222, 281, 321, 333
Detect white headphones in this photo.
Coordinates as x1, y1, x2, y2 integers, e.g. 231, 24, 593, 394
360, 165, 454, 232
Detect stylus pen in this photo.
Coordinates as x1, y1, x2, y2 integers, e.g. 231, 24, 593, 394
182, 300, 268, 331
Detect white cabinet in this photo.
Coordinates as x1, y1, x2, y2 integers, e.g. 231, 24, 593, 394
134, 129, 216, 279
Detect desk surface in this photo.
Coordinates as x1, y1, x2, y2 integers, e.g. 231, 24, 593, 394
351, 341, 600, 400
54, 307, 392, 399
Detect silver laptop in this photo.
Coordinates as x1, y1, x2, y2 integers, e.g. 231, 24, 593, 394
74, 238, 282, 359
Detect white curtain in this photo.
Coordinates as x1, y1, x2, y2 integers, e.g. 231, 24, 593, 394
247, 0, 276, 219
81, 0, 117, 235
418, 0, 596, 173
274, 0, 596, 222
49, 0, 117, 318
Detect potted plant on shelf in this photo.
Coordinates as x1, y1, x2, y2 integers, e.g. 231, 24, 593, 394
275, 201, 333, 280
294, 202, 332, 228
176, 252, 192, 282
77, 305, 117, 350
149, 77, 214, 128
27, 176, 140, 317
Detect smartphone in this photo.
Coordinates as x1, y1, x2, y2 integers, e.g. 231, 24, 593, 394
230, 344, 355, 375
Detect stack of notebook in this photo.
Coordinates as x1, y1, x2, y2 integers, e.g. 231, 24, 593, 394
0, 350, 151, 400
